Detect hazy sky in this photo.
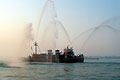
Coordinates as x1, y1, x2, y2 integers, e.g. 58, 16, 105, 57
0, 0, 120, 40
0, 0, 120, 56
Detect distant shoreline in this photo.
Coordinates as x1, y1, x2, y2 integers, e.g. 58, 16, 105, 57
85, 56, 120, 59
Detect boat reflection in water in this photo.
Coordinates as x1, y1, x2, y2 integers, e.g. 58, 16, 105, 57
25, 42, 84, 63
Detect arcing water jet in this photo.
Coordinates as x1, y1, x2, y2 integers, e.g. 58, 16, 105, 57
73, 17, 120, 56
35, 0, 72, 51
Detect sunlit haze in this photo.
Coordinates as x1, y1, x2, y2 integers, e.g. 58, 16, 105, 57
0, 0, 120, 64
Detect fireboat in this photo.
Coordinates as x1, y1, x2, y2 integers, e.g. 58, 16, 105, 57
24, 41, 84, 63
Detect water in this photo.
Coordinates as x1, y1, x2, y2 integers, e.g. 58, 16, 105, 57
36, 0, 72, 51
73, 17, 120, 50
73, 17, 120, 56
0, 0, 120, 79
0, 58, 120, 80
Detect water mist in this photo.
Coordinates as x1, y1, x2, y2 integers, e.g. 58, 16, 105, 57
0, 23, 34, 67
36, 0, 72, 52
73, 17, 120, 56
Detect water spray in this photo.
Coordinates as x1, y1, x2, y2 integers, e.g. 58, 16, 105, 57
73, 16, 120, 54
35, 0, 72, 51
55, 20, 72, 47
36, 0, 50, 40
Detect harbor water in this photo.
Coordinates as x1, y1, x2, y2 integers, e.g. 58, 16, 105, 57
0, 58, 120, 80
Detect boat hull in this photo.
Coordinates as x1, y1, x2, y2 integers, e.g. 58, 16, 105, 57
24, 54, 84, 63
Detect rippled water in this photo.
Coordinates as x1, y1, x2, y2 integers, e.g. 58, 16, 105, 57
0, 58, 120, 80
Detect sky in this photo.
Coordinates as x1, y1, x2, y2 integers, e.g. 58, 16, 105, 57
0, 0, 120, 56
0, 0, 120, 39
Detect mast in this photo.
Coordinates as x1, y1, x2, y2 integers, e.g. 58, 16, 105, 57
34, 41, 38, 54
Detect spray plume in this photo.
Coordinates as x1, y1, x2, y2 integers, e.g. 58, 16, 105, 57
36, 0, 72, 51
73, 17, 120, 56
